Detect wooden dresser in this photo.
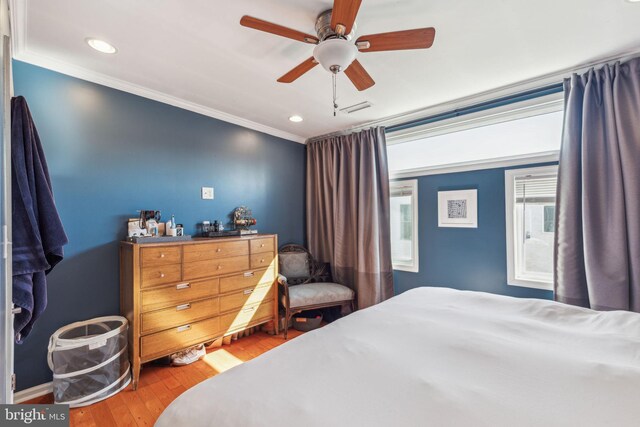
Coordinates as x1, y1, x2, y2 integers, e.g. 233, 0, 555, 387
120, 234, 278, 389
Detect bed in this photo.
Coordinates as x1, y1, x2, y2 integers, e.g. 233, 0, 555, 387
156, 287, 640, 427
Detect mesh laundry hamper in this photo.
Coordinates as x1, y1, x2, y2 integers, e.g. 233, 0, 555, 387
47, 316, 131, 407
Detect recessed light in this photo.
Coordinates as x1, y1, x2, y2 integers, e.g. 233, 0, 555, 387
289, 115, 303, 123
86, 38, 117, 54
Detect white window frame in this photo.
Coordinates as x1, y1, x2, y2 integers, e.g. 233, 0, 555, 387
505, 165, 558, 290
387, 93, 563, 179
390, 179, 419, 273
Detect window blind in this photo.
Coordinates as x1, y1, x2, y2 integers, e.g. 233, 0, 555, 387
390, 185, 415, 197
515, 174, 557, 203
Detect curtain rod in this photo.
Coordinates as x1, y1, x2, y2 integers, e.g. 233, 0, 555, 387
306, 48, 640, 144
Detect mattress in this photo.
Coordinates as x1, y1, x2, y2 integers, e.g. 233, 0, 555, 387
156, 287, 640, 427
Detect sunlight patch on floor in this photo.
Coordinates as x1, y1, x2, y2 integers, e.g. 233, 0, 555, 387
203, 349, 244, 373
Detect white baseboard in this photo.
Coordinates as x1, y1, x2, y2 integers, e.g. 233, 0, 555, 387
13, 382, 52, 403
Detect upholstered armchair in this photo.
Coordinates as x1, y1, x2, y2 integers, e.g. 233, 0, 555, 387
278, 244, 355, 339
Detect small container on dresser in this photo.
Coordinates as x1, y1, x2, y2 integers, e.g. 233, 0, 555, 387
120, 234, 278, 389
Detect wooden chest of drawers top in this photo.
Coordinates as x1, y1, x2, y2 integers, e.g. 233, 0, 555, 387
122, 235, 275, 250
121, 235, 276, 289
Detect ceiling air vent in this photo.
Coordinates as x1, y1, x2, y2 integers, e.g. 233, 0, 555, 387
340, 101, 372, 114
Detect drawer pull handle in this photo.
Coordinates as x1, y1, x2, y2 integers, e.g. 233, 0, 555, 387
260, 259, 265, 263
160, 273, 166, 278
260, 244, 265, 248
243, 306, 256, 313
176, 283, 191, 290
216, 248, 222, 252
243, 289, 253, 295
160, 253, 165, 258
176, 303, 191, 311
243, 272, 255, 277
177, 325, 191, 332
217, 265, 222, 270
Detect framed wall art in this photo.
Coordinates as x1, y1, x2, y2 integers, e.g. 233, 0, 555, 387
438, 189, 478, 228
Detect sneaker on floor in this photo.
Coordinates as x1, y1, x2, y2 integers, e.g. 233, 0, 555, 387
170, 344, 206, 366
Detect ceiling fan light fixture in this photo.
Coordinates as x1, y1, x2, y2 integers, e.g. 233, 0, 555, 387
313, 39, 358, 73
288, 115, 304, 122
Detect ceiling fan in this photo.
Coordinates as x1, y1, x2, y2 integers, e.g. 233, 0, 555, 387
240, 0, 436, 114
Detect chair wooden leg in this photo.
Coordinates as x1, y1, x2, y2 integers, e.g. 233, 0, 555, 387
284, 306, 290, 340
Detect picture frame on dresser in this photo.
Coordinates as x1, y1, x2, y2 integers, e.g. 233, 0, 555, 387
119, 234, 279, 389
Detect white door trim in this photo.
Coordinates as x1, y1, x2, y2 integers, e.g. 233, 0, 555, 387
0, 0, 13, 405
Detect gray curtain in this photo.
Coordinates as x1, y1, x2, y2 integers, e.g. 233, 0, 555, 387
555, 58, 640, 312
306, 127, 394, 309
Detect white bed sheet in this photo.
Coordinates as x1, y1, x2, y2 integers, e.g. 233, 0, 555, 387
156, 287, 640, 427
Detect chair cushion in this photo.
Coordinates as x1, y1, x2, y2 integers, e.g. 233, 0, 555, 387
279, 252, 310, 279
284, 283, 354, 308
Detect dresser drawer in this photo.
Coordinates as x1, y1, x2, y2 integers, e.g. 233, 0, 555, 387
183, 256, 250, 281
141, 297, 219, 334
141, 264, 182, 288
250, 238, 274, 254
141, 278, 219, 312
141, 246, 181, 267
250, 252, 275, 270
219, 282, 274, 314
183, 241, 249, 262
141, 317, 221, 360
219, 268, 275, 294
220, 301, 274, 335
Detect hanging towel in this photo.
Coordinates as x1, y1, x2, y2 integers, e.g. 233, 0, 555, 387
11, 96, 68, 343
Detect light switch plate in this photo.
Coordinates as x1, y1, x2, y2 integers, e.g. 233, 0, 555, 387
201, 187, 214, 200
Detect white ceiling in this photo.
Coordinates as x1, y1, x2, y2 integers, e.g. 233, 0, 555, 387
11, 0, 640, 143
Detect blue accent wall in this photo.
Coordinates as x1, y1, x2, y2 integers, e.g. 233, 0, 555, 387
393, 164, 556, 300
12, 61, 306, 391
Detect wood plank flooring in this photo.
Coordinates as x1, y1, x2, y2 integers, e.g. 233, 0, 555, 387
24, 329, 304, 426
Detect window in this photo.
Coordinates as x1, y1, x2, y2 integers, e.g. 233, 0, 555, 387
387, 111, 563, 178
543, 206, 555, 233
390, 180, 418, 272
505, 166, 558, 290
400, 205, 412, 240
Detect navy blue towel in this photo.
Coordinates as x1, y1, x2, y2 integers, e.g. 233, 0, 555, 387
11, 96, 68, 343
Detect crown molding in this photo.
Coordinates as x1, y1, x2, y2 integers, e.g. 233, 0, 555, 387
8, 0, 306, 144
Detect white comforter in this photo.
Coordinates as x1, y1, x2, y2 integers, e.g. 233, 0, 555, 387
156, 287, 640, 427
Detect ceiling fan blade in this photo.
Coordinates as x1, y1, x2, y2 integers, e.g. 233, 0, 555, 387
331, 0, 362, 35
344, 60, 375, 91
356, 28, 436, 52
277, 57, 318, 83
240, 16, 319, 44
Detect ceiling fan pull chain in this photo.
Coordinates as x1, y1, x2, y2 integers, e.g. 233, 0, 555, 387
332, 72, 338, 117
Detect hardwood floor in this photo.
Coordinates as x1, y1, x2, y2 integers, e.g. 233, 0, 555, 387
25, 329, 304, 426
